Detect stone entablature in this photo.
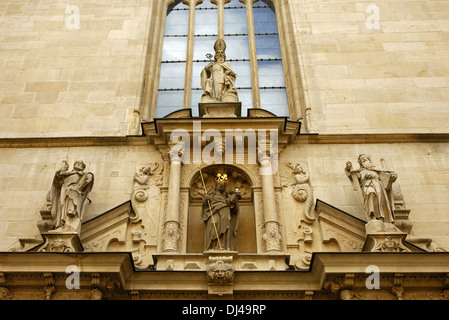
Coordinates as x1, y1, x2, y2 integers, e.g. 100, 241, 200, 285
1, 252, 449, 300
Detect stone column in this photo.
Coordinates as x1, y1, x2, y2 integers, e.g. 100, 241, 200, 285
182, 0, 203, 108
273, 0, 302, 122
211, 0, 230, 40
258, 146, 281, 253
240, 0, 260, 108
161, 144, 184, 252
142, 0, 164, 121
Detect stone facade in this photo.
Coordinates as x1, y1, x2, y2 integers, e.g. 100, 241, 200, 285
0, 0, 448, 300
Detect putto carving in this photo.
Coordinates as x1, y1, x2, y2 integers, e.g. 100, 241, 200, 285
345, 154, 397, 225
131, 163, 163, 222
284, 162, 315, 223
38, 236, 74, 252
372, 236, 410, 253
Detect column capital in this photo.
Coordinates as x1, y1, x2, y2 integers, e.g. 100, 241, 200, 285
168, 142, 185, 163
211, 0, 231, 6
239, 0, 260, 6
182, 0, 204, 7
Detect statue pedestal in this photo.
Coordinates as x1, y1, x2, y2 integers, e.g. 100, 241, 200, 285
198, 102, 241, 118
37, 232, 83, 252
363, 220, 410, 252
363, 233, 410, 252
153, 252, 290, 271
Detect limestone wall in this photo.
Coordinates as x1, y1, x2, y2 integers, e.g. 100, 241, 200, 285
1, 0, 448, 137
291, 0, 449, 133
0, 1, 448, 253
282, 139, 449, 249
0, 144, 162, 251
0, 0, 150, 137
0, 141, 447, 252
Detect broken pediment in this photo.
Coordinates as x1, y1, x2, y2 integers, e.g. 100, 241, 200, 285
80, 201, 157, 270
316, 200, 425, 253
317, 200, 366, 252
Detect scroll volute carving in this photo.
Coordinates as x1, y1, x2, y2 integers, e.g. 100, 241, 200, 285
281, 162, 315, 223
131, 163, 163, 222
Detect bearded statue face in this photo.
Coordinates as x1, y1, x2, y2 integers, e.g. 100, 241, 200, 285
73, 161, 86, 171
358, 154, 373, 169
214, 50, 226, 63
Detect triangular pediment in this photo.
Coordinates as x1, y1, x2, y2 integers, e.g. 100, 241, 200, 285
316, 199, 425, 253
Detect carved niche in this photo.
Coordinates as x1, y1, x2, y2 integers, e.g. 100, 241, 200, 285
186, 165, 257, 254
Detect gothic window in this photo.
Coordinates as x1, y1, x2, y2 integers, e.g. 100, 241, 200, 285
155, 0, 289, 118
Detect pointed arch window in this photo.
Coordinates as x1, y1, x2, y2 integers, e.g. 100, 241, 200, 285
147, 0, 299, 120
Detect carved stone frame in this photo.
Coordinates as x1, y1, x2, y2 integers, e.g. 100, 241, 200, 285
138, 0, 310, 129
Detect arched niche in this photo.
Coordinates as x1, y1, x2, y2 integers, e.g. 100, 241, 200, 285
186, 165, 257, 253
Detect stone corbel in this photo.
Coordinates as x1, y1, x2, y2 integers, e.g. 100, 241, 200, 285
0, 272, 12, 300
304, 291, 314, 300
391, 274, 405, 300
130, 290, 140, 300
43, 272, 55, 300
207, 256, 234, 297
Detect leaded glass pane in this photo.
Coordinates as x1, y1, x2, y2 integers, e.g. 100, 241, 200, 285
159, 63, 186, 90
224, 5, 247, 34
259, 88, 289, 116
253, 1, 277, 34
161, 36, 187, 61
195, 7, 218, 36
230, 60, 251, 88
193, 36, 216, 61
224, 35, 250, 60
237, 88, 253, 115
255, 34, 281, 59
165, 5, 189, 36
155, 91, 185, 118
257, 60, 285, 88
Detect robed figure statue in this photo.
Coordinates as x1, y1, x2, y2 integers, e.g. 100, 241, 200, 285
201, 181, 241, 251
200, 39, 239, 103
50, 160, 94, 234
345, 154, 397, 224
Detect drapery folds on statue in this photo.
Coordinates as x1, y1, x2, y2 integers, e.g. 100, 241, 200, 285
200, 39, 239, 103
50, 160, 94, 234
345, 154, 397, 224
201, 181, 241, 251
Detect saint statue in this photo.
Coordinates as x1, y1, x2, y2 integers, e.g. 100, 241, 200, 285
345, 154, 398, 224
49, 160, 94, 234
200, 39, 239, 103
201, 180, 241, 251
